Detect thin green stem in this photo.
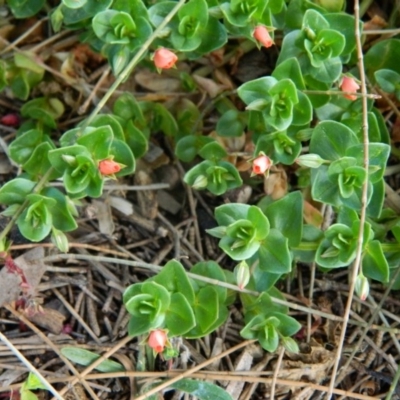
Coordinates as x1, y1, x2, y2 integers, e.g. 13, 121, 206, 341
83, 0, 187, 129
0, 167, 55, 243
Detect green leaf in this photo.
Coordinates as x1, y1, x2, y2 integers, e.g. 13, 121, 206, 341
365, 39, 400, 81
363, 240, 389, 283
7, 0, 45, 18
42, 187, 78, 232
61, 347, 124, 372
24, 372, 47, 391
165, 293, 196, 336
261, 191, 303, 247
271, 312, 302, 337
77, 126, 114, 160
302, 9, 329, 34
23, 142, 59, 180
192, 286, 218, 333
190, 261, 227, 304
110, 139, 135, 176
9, 129, 45, 165
375, 69, 400, 94
171, 379, 233, 400
214, 203, 250, 226
60, 0, 113, 25
272, 57, 305, 89
199, 141, 228, 160
90, 114, 125, 140
248, 206, 270, 240
258, 229, 291, 273
238, 76, 276, 105
309, 121, 359, 161
124, 121, 148, 158
62, 0, 87, 9
175, 136, 215, 162
346, 143, 390, 184
20, 389, 39, 400
0, 178, 35, 205
216, 109, 246, 137
152, 259, 195, 304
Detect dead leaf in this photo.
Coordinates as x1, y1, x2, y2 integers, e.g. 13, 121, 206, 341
0, 247, 47, 307
92, 198, 115, 236
27, 306, 66, 334
264, 165, 288, 199
135, 169, 158, 220
135, 70, 182, 92
303, 200, 323, 227
193, 74, 229, 98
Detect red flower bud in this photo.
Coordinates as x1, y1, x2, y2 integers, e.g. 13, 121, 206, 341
1, 113, 20, 127
98, 159, 121, 175
153, 48, 178, 69
253, 26, 274, 48
252, 154, 272, 175
340, 76, 360, 101
148, 329, 167, 353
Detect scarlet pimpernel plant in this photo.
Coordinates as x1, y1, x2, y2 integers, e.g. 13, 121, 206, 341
1, 0, 400, 397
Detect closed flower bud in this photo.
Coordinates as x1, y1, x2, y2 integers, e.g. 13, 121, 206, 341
355, 273, 369, 301
51, 228, 69, 253
341, 76, 360, 101
296, 154, 326, 168
98, 159, 122, 175
281, 336, 299, 353
234, 261, 250, 290
252, 153, 272, 175
1, 113, 20, 127
148, 329, 168, 353
153, 48, 178, 70
62, 154, 77, 166
253, 26, 274, 48
192, 174, 208, 189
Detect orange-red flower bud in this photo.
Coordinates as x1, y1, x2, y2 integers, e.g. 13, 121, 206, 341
148, 329, 167, 353
340, 76, 360, 101
153, 48, 178, 69
1, 113, 20, 127
98, 159, 121, 175
253, 26, 274, 48
252, 154, 272, 175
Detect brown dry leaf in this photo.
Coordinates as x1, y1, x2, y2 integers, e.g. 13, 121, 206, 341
27, 306, 66, 334
92, 198, 115, 236
263, 165, 288, 199
303, 200, 323, 227
135, 70, 182, 92
0, 247, 46, 307
0, 24, 15, 50
214, 68, 236, 91
65, 384, 88, 400
143, 142, 169, 169
109, 196, 134, 216
193, 74, 229, 98
364, 14, 388, 31
135, 169, 158, 219
225, 350, 253, 399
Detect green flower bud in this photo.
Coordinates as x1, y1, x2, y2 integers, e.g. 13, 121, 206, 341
192, 175, 208, 189
51, 228, 69, 253
61, 154, 77, 166
355, 273, 369, 301
281, 336, 299, 353
234, 261, 250, 290
296, 154, 326, 169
